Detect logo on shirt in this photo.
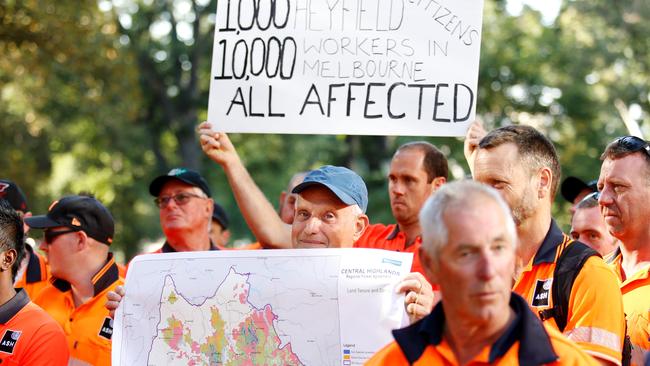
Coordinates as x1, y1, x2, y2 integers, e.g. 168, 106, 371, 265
532, 278, 552, 307
98, 317, 113, 340
0, 330, 21, 354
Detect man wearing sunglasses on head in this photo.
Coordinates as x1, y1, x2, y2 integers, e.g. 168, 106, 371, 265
25, 195, 122, 366
598, 135, 650, 366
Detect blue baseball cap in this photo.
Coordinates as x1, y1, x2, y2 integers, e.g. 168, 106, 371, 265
292, 166, 368, 213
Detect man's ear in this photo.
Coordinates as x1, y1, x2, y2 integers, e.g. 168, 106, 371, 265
430, 176, 446, 193
206, 198, 214, 217
353, 214, 370, 242
537, 167, 553, 200
278, 191, 288, 210
76, 231, 89, 251
0, 249, 17, 273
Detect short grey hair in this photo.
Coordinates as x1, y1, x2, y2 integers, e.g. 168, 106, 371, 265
419, 180, 517, 262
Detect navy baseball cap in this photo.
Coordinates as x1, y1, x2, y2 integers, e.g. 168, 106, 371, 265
561, 176, 597, 203
212, 203, 229, 230
149, 168, 212, 197
292, 166, 368, 213
25, 195, 115, 245
0, 179, 29, 212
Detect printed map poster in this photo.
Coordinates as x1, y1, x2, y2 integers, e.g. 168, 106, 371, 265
207, 0, 485, 136
113, 248, 413, 366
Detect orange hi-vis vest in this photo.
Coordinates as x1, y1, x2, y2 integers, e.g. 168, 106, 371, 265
513, 220, 625, 365
365, 293, 599, 365
0, 289, 69, 365
13, 245, 50, 300
34, 253, 123, 366
608, 248, 650, 366
354, 224, 425, 278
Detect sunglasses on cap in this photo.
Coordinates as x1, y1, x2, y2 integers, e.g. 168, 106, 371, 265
580, 191, 601, 203
43, 228, 80, 244
612, 136, 650, 158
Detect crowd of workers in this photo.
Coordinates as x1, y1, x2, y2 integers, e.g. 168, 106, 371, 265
0, 120, 648, 365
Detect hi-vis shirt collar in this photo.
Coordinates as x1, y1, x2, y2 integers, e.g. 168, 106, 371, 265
52, 253, 120, 296
532, 219, 569, 266
386, 225, 401, 240
160, 241, 220, 253
392, 293, 558, 366
24, 245, 44, 284
0, 289, 29, 324
386, 225, 422, 242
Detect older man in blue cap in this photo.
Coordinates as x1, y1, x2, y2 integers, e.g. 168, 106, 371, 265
290, 165, 369, 248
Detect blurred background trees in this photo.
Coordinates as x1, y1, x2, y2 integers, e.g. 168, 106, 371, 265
1, 0, 648, 262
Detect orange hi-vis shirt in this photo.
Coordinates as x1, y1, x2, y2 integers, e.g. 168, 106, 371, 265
365, 293, 599, 366
34, 254, 123, 366
0, 289, 69, 365
13, 245, 50, 300
608, 249, 650, 366
513, 220, 625, 365
354, 224, 425, 277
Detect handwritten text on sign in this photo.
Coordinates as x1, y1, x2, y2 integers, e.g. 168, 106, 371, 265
208, 0, 484, 136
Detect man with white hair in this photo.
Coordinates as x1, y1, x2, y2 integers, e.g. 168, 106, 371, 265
366, 180, 598, 365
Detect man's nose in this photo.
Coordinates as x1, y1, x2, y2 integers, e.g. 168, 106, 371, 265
476, 252, 498, 280
598, 187, 613, 207
304, 217, 321, 234
391, 181, 405, 195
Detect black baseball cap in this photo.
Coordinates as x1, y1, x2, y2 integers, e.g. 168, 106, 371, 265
561, 176, 598, 203
25, 195, 115, 245
212, 203, 229, 230
0, 179, 29, 212
292, 165, 368, 213
149, 168, 211, 197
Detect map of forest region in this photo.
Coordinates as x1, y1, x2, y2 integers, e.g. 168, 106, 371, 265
149, 268, 303, 365
114, 249, 412, 366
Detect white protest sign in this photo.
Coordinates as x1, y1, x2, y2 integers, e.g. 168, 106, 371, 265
208, 0, 484, 136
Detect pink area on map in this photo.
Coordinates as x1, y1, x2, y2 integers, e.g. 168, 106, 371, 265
191, 341, 201, 353
238, 288, 248, 304
167, 318, 184, 350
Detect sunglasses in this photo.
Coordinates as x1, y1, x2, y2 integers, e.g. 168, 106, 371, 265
154, 192, 205, 209
613, 136, 650, 158
580, 191, 601, 203
44, 228, 80, 244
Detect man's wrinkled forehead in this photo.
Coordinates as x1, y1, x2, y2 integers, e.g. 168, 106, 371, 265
474, 145, 522, 177
296, 186, 348, 209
